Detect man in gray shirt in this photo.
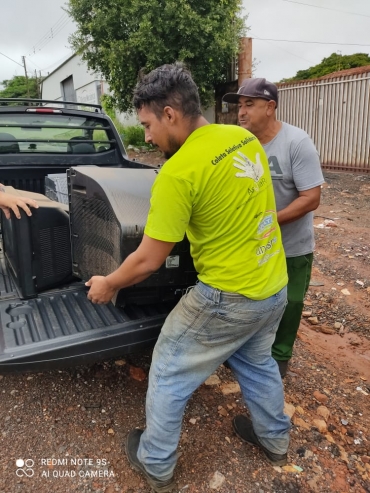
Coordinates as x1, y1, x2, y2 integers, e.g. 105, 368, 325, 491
223, 78, 324, 378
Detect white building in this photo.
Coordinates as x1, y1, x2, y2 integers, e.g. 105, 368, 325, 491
42, 54, 102, 105
41, 53, 139, 126
41, 53, 214, 124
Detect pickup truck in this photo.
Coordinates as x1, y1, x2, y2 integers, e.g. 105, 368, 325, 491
0, 98, 196, 373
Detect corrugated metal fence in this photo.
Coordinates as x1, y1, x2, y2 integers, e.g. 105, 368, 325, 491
277, 71, 370, 173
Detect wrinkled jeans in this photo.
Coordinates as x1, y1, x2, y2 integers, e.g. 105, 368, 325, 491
137, 282, 290, 480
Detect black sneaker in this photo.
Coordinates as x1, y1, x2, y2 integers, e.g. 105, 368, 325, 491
125, 429, 176, 493
232, 415, 288, 466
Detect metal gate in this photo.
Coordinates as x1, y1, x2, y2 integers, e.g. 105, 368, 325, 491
277, 67, 370, 173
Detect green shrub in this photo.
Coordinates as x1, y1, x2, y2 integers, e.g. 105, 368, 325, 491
100, 97, 150, 149
113, 121, 125, 139
100, 94, 116, 120
120, 125, 147, 148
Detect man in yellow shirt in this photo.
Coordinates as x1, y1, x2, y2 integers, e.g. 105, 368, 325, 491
86, 63, 290, 493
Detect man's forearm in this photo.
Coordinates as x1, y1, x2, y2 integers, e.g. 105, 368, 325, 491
277, 186, 321, 225
277, 196, 316, 225
105, 251, 158, 291
86, 235, 176, 304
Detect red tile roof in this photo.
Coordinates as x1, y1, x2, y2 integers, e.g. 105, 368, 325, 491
277, 64, 370, 87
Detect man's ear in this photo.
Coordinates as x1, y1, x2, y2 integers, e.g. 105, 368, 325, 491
163, 106, 176, 124
266, 101, 276, 116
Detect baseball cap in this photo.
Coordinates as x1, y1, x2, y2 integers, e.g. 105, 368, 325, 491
223, 78, 278, 105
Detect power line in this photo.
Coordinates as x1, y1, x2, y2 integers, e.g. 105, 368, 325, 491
29, 18, 71, 56
282, 0, 370, 18
0, 15, 72, 79
249, 32, 316, 65
34, 18, 71, 53
40, 52, 74, 72
253, 37, 370, 47
29, 13, 69, 54
0, 52, 36, 81
28, 14, 72, 56
25, 57, 43, 70
0, 51, 24, 68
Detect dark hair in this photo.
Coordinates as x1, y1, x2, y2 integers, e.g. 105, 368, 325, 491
133, 62, 202, 120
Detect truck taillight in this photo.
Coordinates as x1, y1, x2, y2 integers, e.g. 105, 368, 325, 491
26, 108, 63, 113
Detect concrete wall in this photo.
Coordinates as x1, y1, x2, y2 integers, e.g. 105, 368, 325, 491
115, 111, 140, 127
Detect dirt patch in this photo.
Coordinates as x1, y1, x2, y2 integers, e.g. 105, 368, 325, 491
298, 324, 370, 381
128, 149, 165, 168
0, 169, 370, 493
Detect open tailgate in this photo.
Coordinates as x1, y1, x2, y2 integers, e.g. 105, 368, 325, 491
0, 250, 172, 373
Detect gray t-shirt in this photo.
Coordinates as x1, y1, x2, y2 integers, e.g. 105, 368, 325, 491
263, 122, 324, 257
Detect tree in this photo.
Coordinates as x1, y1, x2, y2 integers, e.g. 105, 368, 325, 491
280, 52, 370, 83
67, 0, 246, 111
0, 75, 39, 99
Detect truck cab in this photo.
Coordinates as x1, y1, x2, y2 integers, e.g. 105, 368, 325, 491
0, 97, 151, 192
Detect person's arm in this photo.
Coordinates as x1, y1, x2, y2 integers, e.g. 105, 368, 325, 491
86, 171, 192, 304
277, 134, 323, 225
277, 186, 321, 225
85, 234, 175, 304
0, 186, 38, 219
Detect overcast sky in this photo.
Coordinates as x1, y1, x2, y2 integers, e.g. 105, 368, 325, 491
246, 0, 370, 82
1, 0, 369, 85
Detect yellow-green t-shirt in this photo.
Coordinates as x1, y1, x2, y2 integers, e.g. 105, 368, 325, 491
144, 124, 287, 300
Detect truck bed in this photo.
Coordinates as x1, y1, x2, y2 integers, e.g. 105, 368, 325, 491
0, 245, 173, 373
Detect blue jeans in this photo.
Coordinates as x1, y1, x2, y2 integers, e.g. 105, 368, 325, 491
137, 282, 290, 480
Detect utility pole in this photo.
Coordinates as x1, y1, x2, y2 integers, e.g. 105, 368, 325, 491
21, 56, 30, 98
34, 69, 39, 99
238, 37, 253, 86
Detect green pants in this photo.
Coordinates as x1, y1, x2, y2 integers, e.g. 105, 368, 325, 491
272, 253, 313, 361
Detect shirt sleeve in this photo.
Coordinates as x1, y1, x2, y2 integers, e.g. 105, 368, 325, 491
144, 171, 193, 242
290, 136, 325, 191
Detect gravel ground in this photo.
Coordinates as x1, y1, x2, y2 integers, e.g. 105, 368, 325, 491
1, 167, 370, 493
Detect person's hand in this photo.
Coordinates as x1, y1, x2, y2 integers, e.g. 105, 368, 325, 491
85, 276, 117, 304
0, 194, 38, 220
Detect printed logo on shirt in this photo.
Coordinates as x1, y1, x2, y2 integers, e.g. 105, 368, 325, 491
257, 214, 273, 234
233, 152, 265, 183
211, 136, 256, 166
255, 235, 281, 267
256, 236, 277, 256
268, 156, 283, 179
255, 211, 277, 240
257, 249, 281, 267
